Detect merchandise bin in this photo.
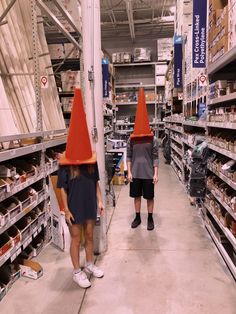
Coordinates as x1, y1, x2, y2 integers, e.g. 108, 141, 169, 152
28, 187, 38, 203
2, 197, 22, 220
31, 181, 45, 200
38, 211, 46, 226
31, 232, 44, 257
0, 205, 9, 228
16, 189, 31, 210
7, 225, 21, 246
0, 164, 16, 178
27, 211, 38, 232
15, 217, 31, 242
11, 160, 36, 180
0, 233, 13, 257
0, 263, 21, 291
0, 179, 9, 199
23, 245, 34, 259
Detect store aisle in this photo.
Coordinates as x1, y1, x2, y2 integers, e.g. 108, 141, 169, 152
1, 157, 236, 314
80, 158, 236, 314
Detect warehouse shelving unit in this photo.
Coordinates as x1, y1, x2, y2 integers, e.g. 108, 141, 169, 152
163, 0, 236, 280
203, 1, 236, 277
0, 0, 77, 299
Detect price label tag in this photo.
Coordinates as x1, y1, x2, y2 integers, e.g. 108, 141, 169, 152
16, 248, 22, 256
11, 217, 17, 224
10, 253, 17, 262
4, 251, 11, 261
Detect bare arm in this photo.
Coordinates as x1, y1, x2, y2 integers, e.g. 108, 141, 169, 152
96, 182, 105, 215
60, 188, 74, 225
127, 138, 133, 182
127, 161, 133, 182
61, 188, 69, 212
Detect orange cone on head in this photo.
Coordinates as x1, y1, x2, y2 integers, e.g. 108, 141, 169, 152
59, 88, 96, 165
131, 87, 153, 139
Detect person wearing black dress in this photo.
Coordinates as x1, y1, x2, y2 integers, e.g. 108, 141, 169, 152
57, 88, 104, 289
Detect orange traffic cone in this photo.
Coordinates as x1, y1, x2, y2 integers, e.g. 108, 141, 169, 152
130, 88, 153, 139
59, 88, 96, 165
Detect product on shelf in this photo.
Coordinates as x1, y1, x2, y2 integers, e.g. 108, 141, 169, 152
208, 1, 228, 64
0, 233, 12, 257
208, 130, 236, 153
208, 105, 236, 123
133, 48, 151, 62
61, 70, 81, 91
112, 52, 132, 64
2, 197, 21, 221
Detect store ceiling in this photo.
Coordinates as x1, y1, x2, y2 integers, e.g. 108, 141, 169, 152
100, 0, 175, 41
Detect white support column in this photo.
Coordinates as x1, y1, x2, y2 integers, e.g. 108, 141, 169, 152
81, 0, 107, 254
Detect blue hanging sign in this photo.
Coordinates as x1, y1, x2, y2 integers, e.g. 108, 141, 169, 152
192, 0, 207, 68
174, 35, 183, 88
102, 58, 109, 98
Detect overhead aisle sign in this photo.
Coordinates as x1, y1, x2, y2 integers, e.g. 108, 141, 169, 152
102, 58, 109, 98
174, 35, 183, 88
192, 0, 207, 68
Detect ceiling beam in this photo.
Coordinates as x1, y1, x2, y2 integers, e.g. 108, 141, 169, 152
101, 18, 174, 26
125, 0, 135, 40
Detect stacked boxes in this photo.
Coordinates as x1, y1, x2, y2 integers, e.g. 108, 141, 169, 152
229, 0, 236, 49
208, 0, 229, 64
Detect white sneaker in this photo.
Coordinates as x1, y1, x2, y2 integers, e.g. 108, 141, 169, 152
73, 270, 91, 288
85, 263, 104, 278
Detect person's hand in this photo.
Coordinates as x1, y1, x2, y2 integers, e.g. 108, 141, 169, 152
65, 210, 75, 226
128, 171, 133, 182
98, 201, 105, 215
153, 174, 158, 184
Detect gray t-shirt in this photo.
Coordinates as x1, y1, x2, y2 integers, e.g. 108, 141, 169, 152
126, 137, 159, 179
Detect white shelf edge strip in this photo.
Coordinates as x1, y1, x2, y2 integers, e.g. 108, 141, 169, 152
205, 223, 236, 279
210, 189, 236, 221
204, 204, 236, 251
208, 144, 236, 161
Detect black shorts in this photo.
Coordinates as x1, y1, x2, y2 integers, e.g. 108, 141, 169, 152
130, 178, 154, 200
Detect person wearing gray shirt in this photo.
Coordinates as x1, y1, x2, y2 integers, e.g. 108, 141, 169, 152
127, 136, 159, 230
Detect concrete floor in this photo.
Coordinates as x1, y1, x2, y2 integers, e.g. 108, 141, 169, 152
1, 158, 236, 314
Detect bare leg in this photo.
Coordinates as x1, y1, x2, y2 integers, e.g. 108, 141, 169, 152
69, 224, 82, 269
84, 220, 95, 263
147, 199, 154, 213
131, 197, 142, 228
134, 196, 141, 213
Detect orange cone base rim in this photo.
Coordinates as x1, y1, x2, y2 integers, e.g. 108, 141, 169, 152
130, 132, 154, 139
59, 151, 97, 165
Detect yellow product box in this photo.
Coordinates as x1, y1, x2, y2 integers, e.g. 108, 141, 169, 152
212, 0, 227, 10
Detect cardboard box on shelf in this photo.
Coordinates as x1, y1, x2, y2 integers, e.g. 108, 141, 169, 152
157, 38, 172, 61
64, 43, 80, 59
48, 44, 65, 60
61, 70, 81, 91
212, 0, 228, 10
